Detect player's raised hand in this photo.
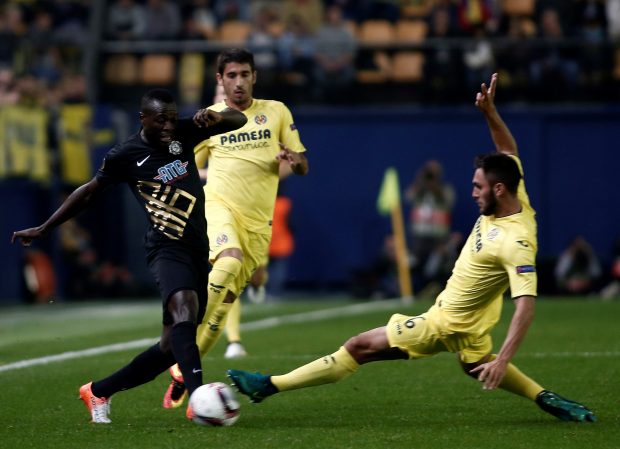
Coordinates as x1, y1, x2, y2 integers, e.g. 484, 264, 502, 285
11, 227, 44, 246
193, 108, 223, 128
475, 72, 498, 112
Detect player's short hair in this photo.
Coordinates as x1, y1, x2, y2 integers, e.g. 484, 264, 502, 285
141, 88, 175, 112
475, 153, 521, 194
216, 48, 255, 74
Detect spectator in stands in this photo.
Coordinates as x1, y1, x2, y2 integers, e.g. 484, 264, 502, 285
456, 0, 496, 35
247, 5, 281, 90
0, 4, 27, 67
600, 237, 620, 300
350, 234, 400, 299
278, 13, 316, 87
313, 4, 356, 100
214, 0, 251, 23
495, 16, 536, 97
0, 65, 19, 106
575, 0, 609, 86
182, 0, 218, 40
462, 24, 495, 91
607, 0, 620, 41
421, 231, 463, 298
529, 8, 581, 99
281, 0, 324, 33
404, 159, 455, 290
424, 1, 463, 100
555, 236, 602, 295
59, 217, 134, 299
143, 0, 182, 40
50, 0, 89, 45
106, 0, 147, 40
358, 0, 401, 23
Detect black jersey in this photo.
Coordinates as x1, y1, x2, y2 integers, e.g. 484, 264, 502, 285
96, 119, 215, 251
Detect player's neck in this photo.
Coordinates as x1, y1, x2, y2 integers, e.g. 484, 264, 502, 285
225, 98, 253, 112
494, 197, 522, 218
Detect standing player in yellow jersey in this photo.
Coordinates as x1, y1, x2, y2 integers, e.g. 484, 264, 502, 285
162, 48, 309, 409
227, 73, 596, 423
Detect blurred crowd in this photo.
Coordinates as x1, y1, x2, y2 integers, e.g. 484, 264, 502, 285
2, 0, 620, 107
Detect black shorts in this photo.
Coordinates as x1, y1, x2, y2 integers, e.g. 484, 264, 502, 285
147, 243, 210, 326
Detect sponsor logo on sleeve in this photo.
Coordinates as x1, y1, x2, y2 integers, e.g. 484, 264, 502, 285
516, 265, 536, 274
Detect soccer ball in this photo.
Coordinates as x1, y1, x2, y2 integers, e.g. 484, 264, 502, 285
189, 382, 240, 426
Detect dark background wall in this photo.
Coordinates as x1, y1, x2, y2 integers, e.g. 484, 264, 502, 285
1, 106, 618, 301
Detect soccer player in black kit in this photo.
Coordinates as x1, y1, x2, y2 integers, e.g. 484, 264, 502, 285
11, 89, 247, 424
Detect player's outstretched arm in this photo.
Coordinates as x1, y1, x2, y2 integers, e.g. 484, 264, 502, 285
475, 73, 518, 156
193, 107, 247, 136
276, 143, 309, 176
470, 295, 535, 390
11, 177, 107, 246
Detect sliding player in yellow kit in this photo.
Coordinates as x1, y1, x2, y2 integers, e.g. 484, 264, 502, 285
227, 73, 596, 423
162, 48, 309, 409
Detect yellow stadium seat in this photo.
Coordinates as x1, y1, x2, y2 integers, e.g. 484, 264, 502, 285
358, 19, 395, 45
140, 54, 176, 85
217, 20, 252, 44
104, 54, 138, 85
395, 19, 428, 44
391, 51, 425, 83
502, 0, 535, 17
356, 51, 392, 84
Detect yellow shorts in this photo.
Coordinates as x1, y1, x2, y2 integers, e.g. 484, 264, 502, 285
205, 198, 271, 296
386, 305, 492, 363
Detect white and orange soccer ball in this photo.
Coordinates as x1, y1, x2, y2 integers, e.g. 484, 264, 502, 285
189, 382, 240, 426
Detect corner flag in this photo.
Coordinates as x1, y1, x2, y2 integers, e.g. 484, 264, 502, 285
377, 167, 401, 215
376, 167, 413, 302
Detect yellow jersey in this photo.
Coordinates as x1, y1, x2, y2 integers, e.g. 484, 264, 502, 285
436, 155, 538, 336
194, 99, 306, 234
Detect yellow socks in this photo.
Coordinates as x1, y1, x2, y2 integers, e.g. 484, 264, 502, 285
271, 346, 359, 392
195, 256, 242, 358
197, 301, 233, 358
225, 298, 242, 343
490, 354, 544, 400
203, 256, 242, 321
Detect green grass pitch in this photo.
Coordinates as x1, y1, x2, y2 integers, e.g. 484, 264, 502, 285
0, 297, 618, 449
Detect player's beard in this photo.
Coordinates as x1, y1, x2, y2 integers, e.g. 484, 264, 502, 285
480, 191, 497, 216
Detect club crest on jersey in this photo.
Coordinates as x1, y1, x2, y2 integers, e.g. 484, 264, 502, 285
154, 160, 188, 184
168, 140, 182, 155
216, 233, 229, 246
254, 114, 267, 125
487, 228, 500, 240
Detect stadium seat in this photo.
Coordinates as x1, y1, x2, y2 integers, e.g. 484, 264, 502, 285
358, 19, 395, 46
502, 0, 535, 17
104, 54, 138, 85
401, 1, 433, 19
140, 54, 176, 85
217, 20, 252, 44
356, 51, 392, 84
395, 19, 428, 45
391, 51, 425, 83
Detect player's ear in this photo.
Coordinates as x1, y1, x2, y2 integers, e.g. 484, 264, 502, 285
494, 182, 505, 197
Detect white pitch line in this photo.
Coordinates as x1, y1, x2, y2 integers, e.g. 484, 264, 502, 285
2, 299, 618, 374
0, 299, 402, 374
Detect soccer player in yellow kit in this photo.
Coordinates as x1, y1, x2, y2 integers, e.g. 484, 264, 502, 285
228, 73, 596, 423
162, 48, 309, 409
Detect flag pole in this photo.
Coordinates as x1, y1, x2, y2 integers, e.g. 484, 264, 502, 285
391, 198, 413, 303
377, 168, 414, 304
